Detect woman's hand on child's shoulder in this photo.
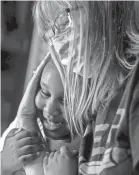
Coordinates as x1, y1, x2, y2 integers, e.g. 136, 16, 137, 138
43, 146, 78, 175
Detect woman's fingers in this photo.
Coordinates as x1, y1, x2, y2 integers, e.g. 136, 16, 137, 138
17, 144, 45, 157
17, 53, 51, 117
16, 53, 50, 131
19, 152, 41, 165
17, 136, 42, 147
15, 129, 39, 140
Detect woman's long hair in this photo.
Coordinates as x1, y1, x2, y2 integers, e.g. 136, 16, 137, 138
33, 1, 139, 137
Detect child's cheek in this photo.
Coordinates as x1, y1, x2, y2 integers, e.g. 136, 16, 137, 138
35, 92, 44, 110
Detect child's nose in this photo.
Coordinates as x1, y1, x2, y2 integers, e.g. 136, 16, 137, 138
44, 100, 61, 117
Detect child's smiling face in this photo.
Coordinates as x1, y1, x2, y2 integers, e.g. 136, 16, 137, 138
35, 61, 70, 140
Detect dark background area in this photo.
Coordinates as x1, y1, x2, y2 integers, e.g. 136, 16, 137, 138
1, 1, 33, 133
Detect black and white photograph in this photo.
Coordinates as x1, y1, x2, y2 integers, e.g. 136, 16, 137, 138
1, 1, 139, 175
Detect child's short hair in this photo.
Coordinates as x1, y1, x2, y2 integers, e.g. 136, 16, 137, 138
33, 1, 139, 137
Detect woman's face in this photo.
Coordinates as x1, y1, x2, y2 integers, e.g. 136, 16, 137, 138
35, 62, 70, 140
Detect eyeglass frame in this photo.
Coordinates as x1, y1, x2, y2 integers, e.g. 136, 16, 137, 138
43, 5, 81, 46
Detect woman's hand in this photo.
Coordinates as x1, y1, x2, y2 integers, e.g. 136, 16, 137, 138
1, 128, 46, 173
43, 146, 78, 175
16, 53, 50, 132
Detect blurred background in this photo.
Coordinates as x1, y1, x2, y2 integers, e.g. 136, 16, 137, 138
1, 1, 48, 134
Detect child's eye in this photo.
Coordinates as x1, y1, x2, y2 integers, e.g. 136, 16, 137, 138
40, 90, 51, 98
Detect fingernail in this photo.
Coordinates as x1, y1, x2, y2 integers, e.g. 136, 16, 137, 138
72, 149, 77, 153
72, 149, 78, 156
36, 152, 40, 156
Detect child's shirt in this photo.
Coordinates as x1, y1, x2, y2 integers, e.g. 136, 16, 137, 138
79, 61, 139, 175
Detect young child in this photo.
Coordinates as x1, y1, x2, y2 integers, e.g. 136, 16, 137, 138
24, 59, 78, 175
1, 53, 79, 175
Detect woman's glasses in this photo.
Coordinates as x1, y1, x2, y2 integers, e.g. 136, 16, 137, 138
43, 8, 72, 45
43, 5, 82, 46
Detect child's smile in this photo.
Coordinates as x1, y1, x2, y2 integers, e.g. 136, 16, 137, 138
35, 61, 70, 140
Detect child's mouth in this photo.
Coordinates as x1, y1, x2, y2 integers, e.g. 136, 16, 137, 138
43, 119, 65, 131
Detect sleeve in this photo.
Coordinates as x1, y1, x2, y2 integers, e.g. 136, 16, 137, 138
0, 118, 20, 152
129, 81, 139, 172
